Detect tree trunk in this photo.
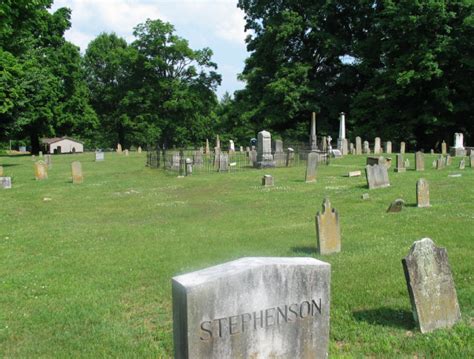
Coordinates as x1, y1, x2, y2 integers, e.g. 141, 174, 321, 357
30, 131, 40, 154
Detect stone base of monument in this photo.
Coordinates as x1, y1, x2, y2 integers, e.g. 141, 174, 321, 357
330, 149, 342, 158
449, 147, 466, 157
255, 160, 275, 168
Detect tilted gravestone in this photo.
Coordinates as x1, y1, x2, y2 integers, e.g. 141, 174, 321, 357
402, 238, 461, 333
365, 164, 390, 189
395, 154, 406, 173
355, 136, 362, 155
261, 174, 274, 187
172, 257, 331, 359
316, 198, 341, 255
0, 177, 12, 189
415, 151, 424, 171
416, 179, 430, 208
71, 161, 83, 184
34, 161, 48, 180
387, 199, 405, 213
305, 152, 318, 183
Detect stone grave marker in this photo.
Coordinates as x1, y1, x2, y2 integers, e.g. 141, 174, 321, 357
400, 141, 406, 154
348, 170, 361, 177
124, 149, 129, 156
34, 161, 48, 180
205, 139, 210, 154
436, 156, 445, 170
430, 149, 434, 155
441, 141, 447, 155
459, 159, 465, 170
305, 152, 318, 183
415, 152, 424, 171
321, 136, 327, 152
402, 238, 461, 333
1, 177, 12, 189
355, 136, 362, 155
387, 199, 405, 213
316, 198, 341, 255
218, 153, 229, 172
185, 158, 193, 176
273, 139, 285, 167
44, 154, 52, 169
385, 157, 392, 169
385, 141, 392, 154
286, 148, 295, 167
229, 140, 235, 153
172, 257, 331, 359
256, 130, 275, 168
445, 154, 452, 166
95, 151, 105, 161
470, 155, 474, 168
395, 154, 406, 172
367, 156, 385, 166
39, 151, 43, 157
138, 146, 142, 154
71, 161, 83, 184
365, 164, 390, 189
416, 179, 430, 208
261, 174, 274, 187
374, 137, 382, 154
363, 141, 370, 154
405, 158, 410, 169
117, 143, 122, 153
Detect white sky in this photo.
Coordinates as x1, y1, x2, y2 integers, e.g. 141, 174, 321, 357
50, 0, 249, 98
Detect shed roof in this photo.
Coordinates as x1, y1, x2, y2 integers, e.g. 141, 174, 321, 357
41, 136, 83, 145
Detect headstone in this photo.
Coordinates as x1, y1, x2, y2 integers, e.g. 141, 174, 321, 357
305, 152, 318, 183
44, 154, 52, 169
261, 174, 274, 187
430, 149, 434, 155
39, 151, 43, 157
0, 166, 3, 176
361, 193, 370, 200
415, 151, 424, 171
321, 136, 327, 152
172, 152, 181, 171
240, 146, 243, 152
250, 149, 257, 167
459, 159, 465, 170
71, 161, 83, 184
95, 151, 105, 161
286, 148, 295, 167
256, 130, 275, 168
337, 112, 346, 155
374, 137, 382, 154
365, 164, 390, 189
316, 198, 341, 255
0, 177, 12, 189
117, 143, 122, 153
340, 138, 348, 156
363, 141, 370, 154
185, 158, 193, 176
436, 156, 445, 170
348, 170, 361, 177
124, 149, 129, 156
400, 142, 406, 154
441, 141, 447, 155
367, 156, 385, 166
229, 140, 235, 153
385, 141, 392, 154
385, 157, 392, 169
34, 161, 48, 180
273, 139, 285, 167
405, 158, 410, 168
218, 153, 229, 172
205, 139, 210, 154
310, 112, 318, 151
395, 154, 406, 173
137, 146, 142, 154
470, 155, 474, 168
355, 136, 362, 155
445, 154, 452, 166
172, 257, 330, 359
330, 149, 342, 158
402, 238, 461, 333
387, 199, 405, 213
416, 179, 430, 208
450, 133, 466, 156
349, 142, 354, 154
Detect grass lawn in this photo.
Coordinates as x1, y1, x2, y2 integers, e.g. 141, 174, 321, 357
0, 151, 473, 357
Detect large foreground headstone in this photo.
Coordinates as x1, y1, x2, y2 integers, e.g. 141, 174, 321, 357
316, 198, 341, 255
402, 238, 461, 333
305, 152, 318, 183
416, 179, 430, 208
172, 257, 331, 359
365, 164, 390, 189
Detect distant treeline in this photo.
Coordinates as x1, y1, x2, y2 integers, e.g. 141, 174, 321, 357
1, 1, 473, 153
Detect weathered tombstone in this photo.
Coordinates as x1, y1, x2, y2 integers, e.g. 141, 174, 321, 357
39, 151, 43, 157
374, 137, 382, 154
205, 139, 210, 154
185, 158, 193, 176
229, 140, 235, 153
321, 136, 327, 152
261, 174, 274, 187
256, 130, 275, 168
402, 238, 461, 333
44, 154, 52, 169
363, 141, 370, 154
355, 136, 362, 155
415, 151, 424, 171
395, 154, 406, 173
137, 146, 142, 154
400, 141, 406, 154
405, 158, 410, 169
459, 159, 465, 170
365, 164, 390, 189
441, 141, 447, 155
0, 177, 12, 189
273, 139, 285, 166
310, 112, 318, 150
416, 179, 430, 208
387, 199, 405, 213
367, 156, 385, 166
34, 161, 48, 180
470, 155, 474, 168
250, 149, 257, 167
71, 161, 83, 184
349, 142, 354, 154
95, 151, 104, 161
286, 148, 295, 167
436, 156, 445, 170
316, 198, 341, 255
117, 143, 122, 153
215, 135, 221, 149
172, 257, 331, 359
385, 141, 392, 154
340, 138, 348, 156
348, 170, 361, 177
305, 152, 318, 183
450, 132, 466, 157
218, 153, 229, 172
0, 166, 3, 176
445, 154, 452, 166
124, 149, 129, 156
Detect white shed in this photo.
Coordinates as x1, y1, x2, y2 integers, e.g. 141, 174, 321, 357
41, 137, 84, 154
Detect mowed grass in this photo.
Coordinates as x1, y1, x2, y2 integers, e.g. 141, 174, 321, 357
0, 151, 473, 358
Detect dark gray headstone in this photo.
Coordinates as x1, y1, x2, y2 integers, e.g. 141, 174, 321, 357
395, 154, 406, 173
387, 199, 405, 212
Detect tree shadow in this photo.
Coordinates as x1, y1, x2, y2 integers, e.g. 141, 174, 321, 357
405, 203, 418, 208
353, 307, 415, 329
0, 163, 20, 167
291, 246, 315, 255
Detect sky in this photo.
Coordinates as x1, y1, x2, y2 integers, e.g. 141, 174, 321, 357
50, 0, 249, 98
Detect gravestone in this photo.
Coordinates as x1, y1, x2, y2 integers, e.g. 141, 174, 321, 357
44, 154, 52, 169
39, 151, 43, 157
273, 139, 285, 167
450, 133, 466, 157
430, 149, 434, 155
172, 257, 331, 359
310, 112, 318, 150
172, 152, 181, 171
349, 142, 354, 154
117, 143, 122, 153
363, 141, 370, 154
218, 153, 229, 172
256, 130, 275, 168
95, 151, 104, 161
240, 146, 243, 152
365, 164, 390, 189
286, 148, 295, 167
0, 177, 12, 189
436, 156, 445, 170
34, 161, 48, 180
124, 149, 129, 156
367, 156, 385, 166
416, 179, 430, 208
374, 137, 382, 154
441, 141, 447, 155
229, 140, 235, 153
185, 158, 193, 176
405, 159, 410, 169
400, 141, 406, 154
71, 161, 83, 184
355, 137, 362, 155
316, 198, 341, 255
205, 139, 210, 154
348, 171, 361, 177
385, 157, 392, 169
470, 155, 474, 168
415, 152, 424, 171
387, 199, 405, 213
445, 154, 452, 166
340, 138, 348, 156
138, 146, 142, 154
262, 174, 274, 187
395, 154, 406, 173
0, 166, 3, 176
385, 141, 392, 154
321, 136, 327, 152
216, 135, 221, 149
402, 238, 461, 333
459, 159, 465, 170
305, 152, 318, 183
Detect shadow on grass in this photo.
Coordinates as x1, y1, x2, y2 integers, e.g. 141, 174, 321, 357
405, 203, 418, 208
353, 307, 415, 329
0, 163, 20, 167
291, 246, 315, 255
